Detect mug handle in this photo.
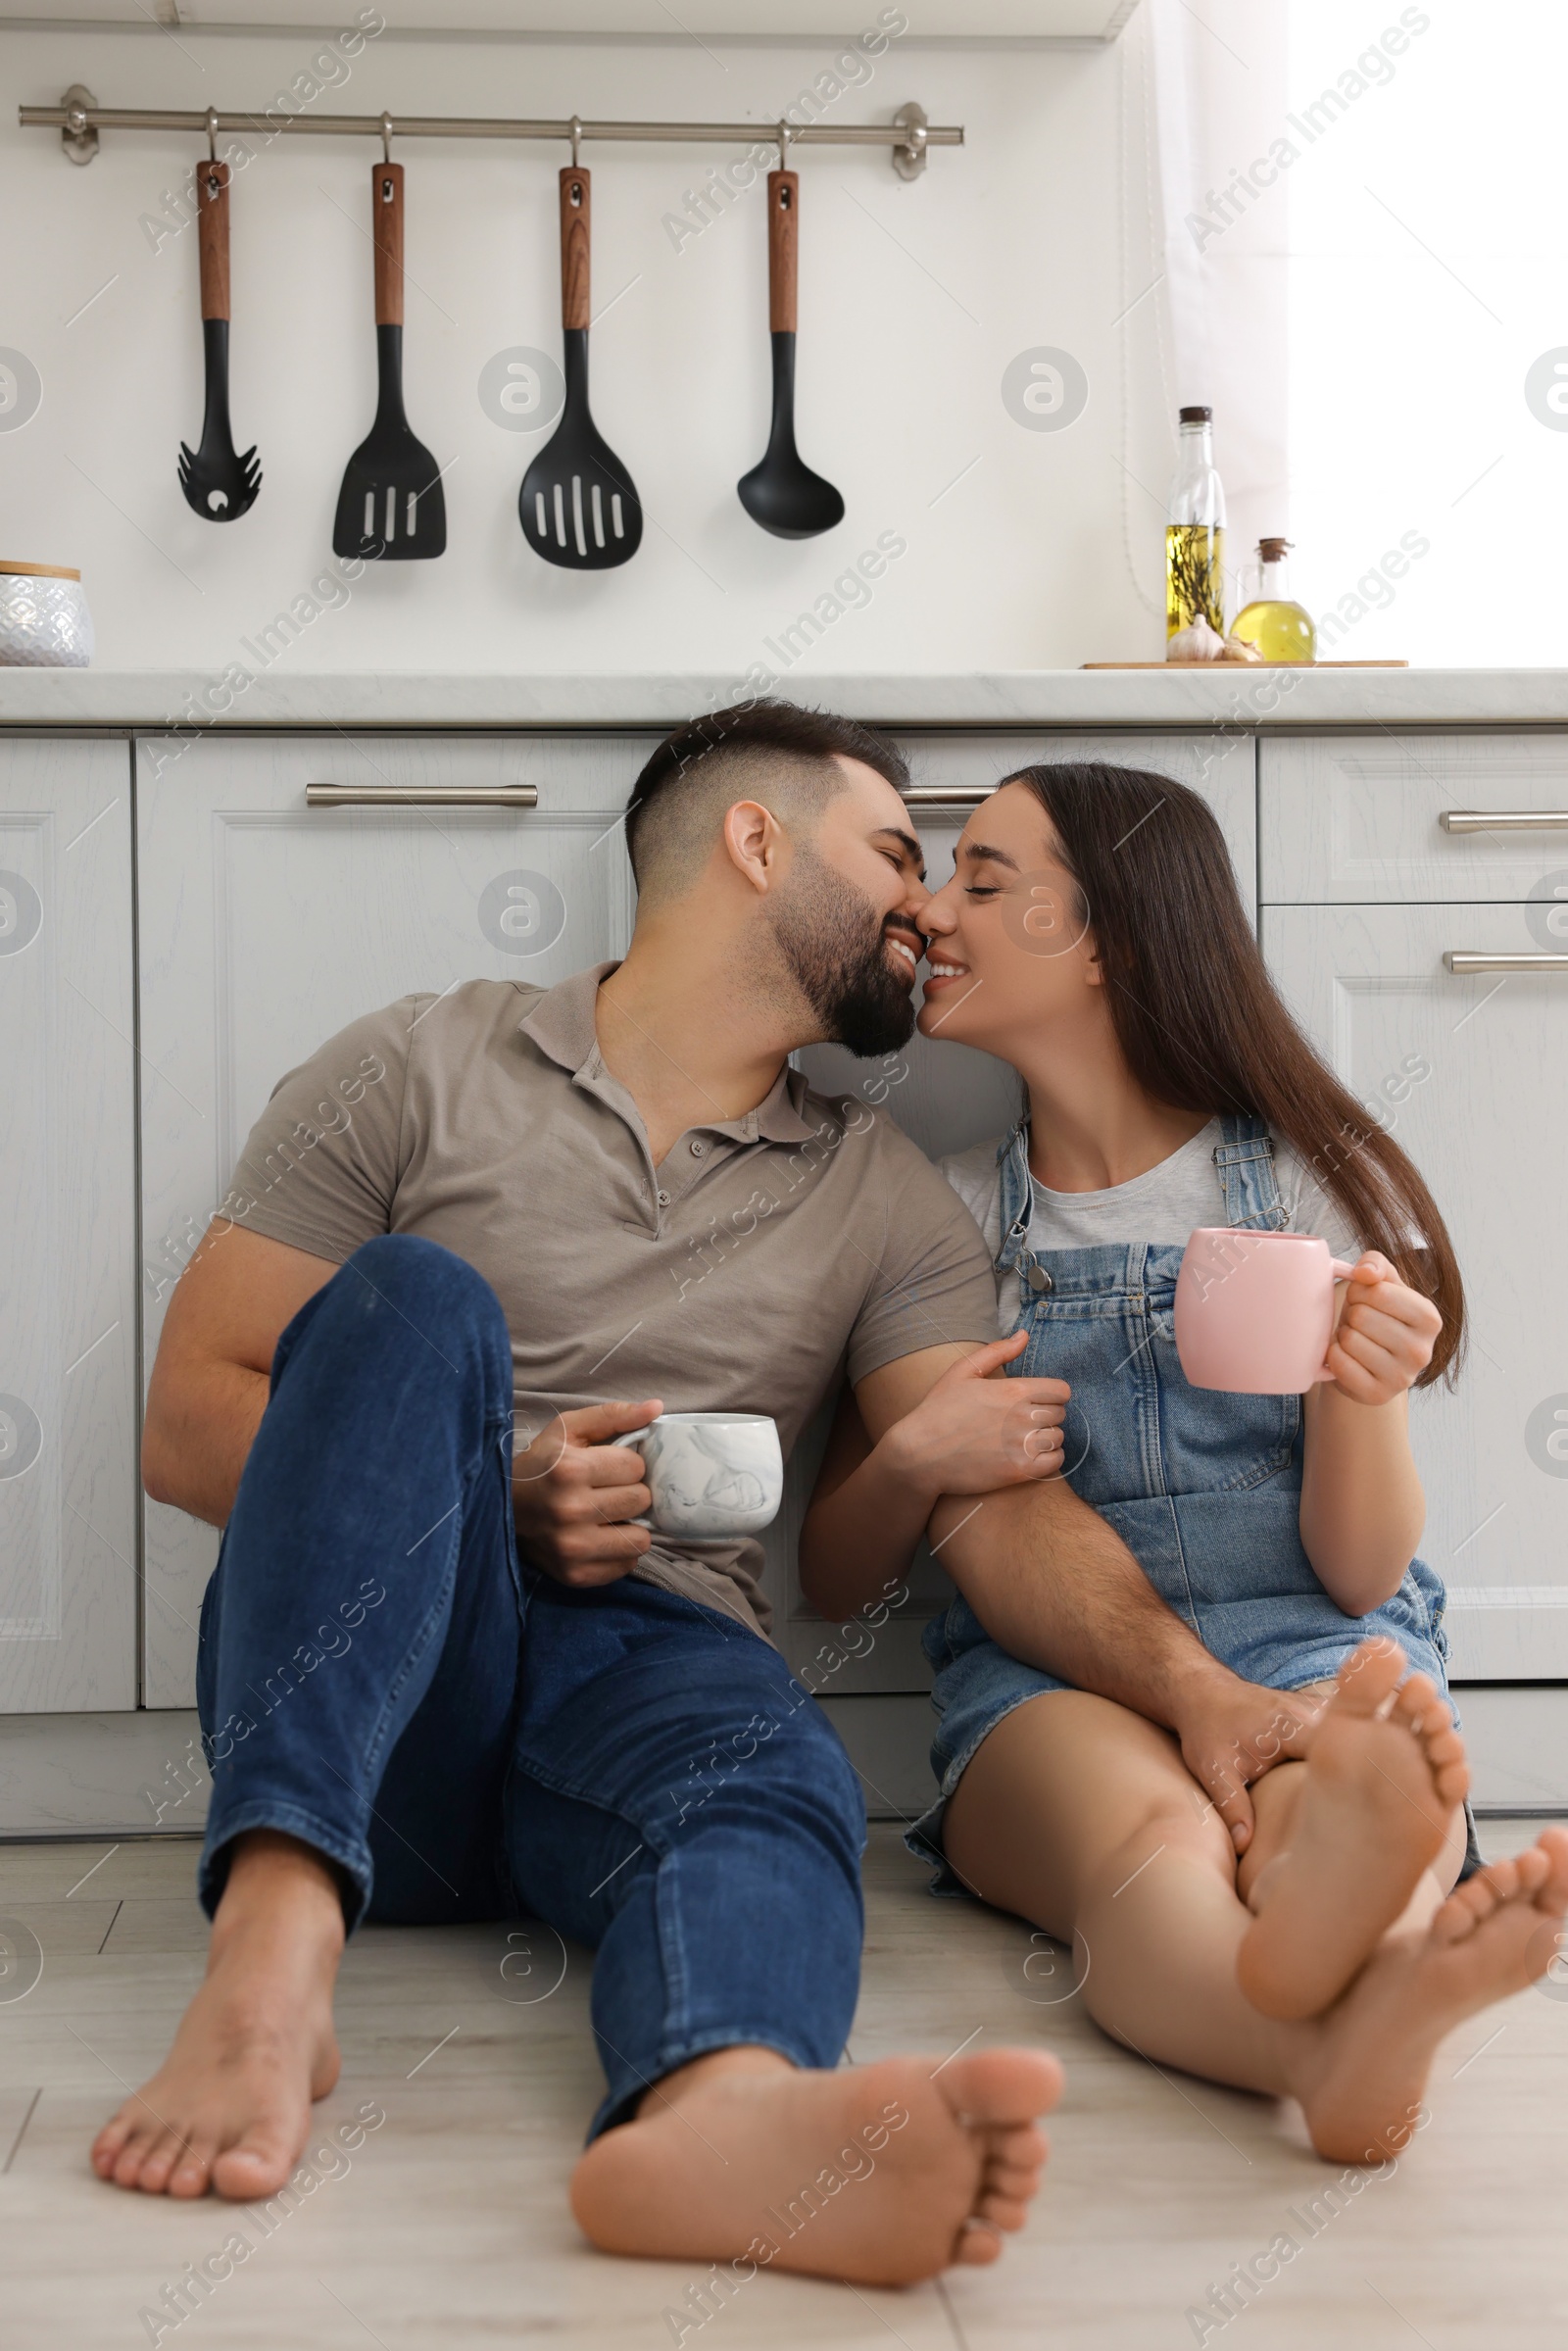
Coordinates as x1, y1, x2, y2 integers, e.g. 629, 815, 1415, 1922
1312, 1256, 1368, 1382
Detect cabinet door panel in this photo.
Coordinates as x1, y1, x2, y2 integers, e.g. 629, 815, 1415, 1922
1263, 902, 1568, 1676
784, 728, 1255, 1691
1261, 733, 1568, 902
0, 742, 136, 1711
137, 731, 647, 1704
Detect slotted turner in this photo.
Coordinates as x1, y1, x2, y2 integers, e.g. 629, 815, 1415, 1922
737, 167, 843, 540
519, 167, 642, 568
178, 160, 261, 521
332, 161, 445, 562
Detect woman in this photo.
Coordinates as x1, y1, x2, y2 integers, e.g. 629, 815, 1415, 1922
800, 761, 1568, 2164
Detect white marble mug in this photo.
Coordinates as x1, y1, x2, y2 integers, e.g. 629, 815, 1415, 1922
630, 1412, 784, 1541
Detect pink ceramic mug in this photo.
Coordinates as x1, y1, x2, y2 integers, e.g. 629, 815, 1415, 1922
1174, 1228, 1359, 1395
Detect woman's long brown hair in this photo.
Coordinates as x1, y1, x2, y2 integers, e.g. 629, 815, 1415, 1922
1007, 761, 1465, 1386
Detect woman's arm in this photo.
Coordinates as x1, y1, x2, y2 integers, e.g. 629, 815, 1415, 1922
1298, 1250, 1443, 1615
798, 1334, 1067, 1621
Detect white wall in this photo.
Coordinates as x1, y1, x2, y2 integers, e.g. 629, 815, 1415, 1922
0, 15, 1178, 680
1284, 0, 1561, 667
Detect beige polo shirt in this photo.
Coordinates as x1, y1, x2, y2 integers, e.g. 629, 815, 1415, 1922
220, 963, 998, 1638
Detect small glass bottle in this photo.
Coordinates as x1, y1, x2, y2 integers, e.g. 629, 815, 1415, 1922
1231, 537, 1317, 662
1165, 405, 1226, 639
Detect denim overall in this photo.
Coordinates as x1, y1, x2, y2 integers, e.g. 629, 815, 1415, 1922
910, 1114, 1464, 1878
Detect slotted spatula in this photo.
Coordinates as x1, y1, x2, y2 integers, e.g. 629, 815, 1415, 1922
178, 160, 261, 521
332, 161, 445, 562
519, 167, 642, 568
738, 167, 844, 540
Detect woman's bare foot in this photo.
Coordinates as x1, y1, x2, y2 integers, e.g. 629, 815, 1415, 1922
89, 1832, 344, 2200
1237, 1640, 1469, 2021
1283, 1827, 1568, 2164
569, 2044, 1063, 2285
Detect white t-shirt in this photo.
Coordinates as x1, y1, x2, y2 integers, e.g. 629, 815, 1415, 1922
941, 1118, 1361, 1334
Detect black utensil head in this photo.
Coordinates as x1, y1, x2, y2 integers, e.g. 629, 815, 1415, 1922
332, 420, 446, 562
736, 453, 845, 541
178, 439, 262, 522
519, 412, 642, 570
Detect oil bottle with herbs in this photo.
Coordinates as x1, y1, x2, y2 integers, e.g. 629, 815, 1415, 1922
1165, 405, 1225, 642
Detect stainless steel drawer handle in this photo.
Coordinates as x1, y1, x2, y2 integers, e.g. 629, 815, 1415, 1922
902, 786, 993, 807
1440, 810, 1568, 833
306, 783, 538, 808
1444, 952, 1568, 974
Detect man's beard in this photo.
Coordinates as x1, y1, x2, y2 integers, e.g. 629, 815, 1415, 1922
768, 843, 917, 1057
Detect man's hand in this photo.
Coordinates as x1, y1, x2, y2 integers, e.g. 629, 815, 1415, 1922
1170, 1671, 1328, 1851
512, 1398, 662, 1588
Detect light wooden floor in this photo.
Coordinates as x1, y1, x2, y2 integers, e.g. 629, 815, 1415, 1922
1, 1819, 1564, 2349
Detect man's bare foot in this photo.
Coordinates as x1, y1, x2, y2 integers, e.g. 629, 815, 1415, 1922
89, 1832, 344, 2199
1284, 1827, 1568, 2164
569, 2044, 1063, 2285
1237, 1640, 1469, 2022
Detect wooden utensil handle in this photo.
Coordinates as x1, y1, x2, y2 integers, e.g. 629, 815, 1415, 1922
767, 170, 798, 334
372, 161, 404, 328
560, 167, 591, 331
197, 160, 230, 322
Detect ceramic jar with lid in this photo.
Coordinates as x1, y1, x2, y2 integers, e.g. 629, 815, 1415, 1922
0, 563, 94, 667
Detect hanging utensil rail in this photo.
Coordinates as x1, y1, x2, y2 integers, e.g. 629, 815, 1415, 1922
21, 100, 959, 177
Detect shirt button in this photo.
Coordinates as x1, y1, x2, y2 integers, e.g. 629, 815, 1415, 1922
657, 1189, 670, 1206
690, 1140, 707, 1157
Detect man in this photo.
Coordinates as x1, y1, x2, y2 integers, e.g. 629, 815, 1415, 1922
94, 702, 1308, 2284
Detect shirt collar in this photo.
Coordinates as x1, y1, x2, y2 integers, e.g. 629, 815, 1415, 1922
518, 961, 817, 1145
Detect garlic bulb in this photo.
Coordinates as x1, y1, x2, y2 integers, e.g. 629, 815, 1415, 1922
1166, 615, 1226, 663
1218, 634, 1263, 663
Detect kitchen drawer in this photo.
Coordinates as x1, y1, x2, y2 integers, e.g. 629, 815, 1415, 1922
898, 729, 1257, 917
1263, 900, 1568, 1677
1261, 733, 1568, 904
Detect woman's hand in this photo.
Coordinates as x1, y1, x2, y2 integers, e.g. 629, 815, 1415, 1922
878, 1331, 1069, 1503
1325, 1250, 1442, 1405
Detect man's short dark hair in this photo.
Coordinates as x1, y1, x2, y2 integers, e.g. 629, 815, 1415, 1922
624, 699, 909, 902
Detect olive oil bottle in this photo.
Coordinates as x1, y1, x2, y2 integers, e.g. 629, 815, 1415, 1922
1230, 538, 1316, 662
1166, 406, 1226, 638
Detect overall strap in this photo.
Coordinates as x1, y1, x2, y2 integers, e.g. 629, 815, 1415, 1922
1211, 1113, 1289, 1232
995, 1122, 1032, 1271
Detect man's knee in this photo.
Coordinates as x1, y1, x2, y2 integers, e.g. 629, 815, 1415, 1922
711, 1686, 866, 1854
333, 1237, 509, 1369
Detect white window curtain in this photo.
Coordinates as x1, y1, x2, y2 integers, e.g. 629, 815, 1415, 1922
1136, 0, 1292, 629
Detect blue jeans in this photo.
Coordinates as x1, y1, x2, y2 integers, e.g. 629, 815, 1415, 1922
195, 1235, 865, 2137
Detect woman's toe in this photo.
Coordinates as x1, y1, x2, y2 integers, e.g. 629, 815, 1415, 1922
135, 2131, 188, 2194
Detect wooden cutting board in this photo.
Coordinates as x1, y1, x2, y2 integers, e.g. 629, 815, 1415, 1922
1080, 659, 1408, 668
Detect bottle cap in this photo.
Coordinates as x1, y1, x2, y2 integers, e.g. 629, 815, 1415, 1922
1257, 536, 1292, 561
1178, 405, 1212, 424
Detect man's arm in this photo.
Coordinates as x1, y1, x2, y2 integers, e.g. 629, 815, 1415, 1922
855, 1345, 1322, 1847
142, 1223, 338, 1526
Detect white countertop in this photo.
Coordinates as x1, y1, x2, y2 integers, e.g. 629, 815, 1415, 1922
3, 666, 1568, 729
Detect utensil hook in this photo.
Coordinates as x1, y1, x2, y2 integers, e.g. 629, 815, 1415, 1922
379, 110, 393, 164
204, 106, 219, 164
568, 114, 583, 168
775, 118, 793, 169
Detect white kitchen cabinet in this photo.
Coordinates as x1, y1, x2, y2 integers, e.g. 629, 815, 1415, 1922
137, 723, 1253, 1706
1263, 900, 1568, 1679
0, 741, 137, 1712
1260, 733, 1568, 903
136, 728, 652, 1705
